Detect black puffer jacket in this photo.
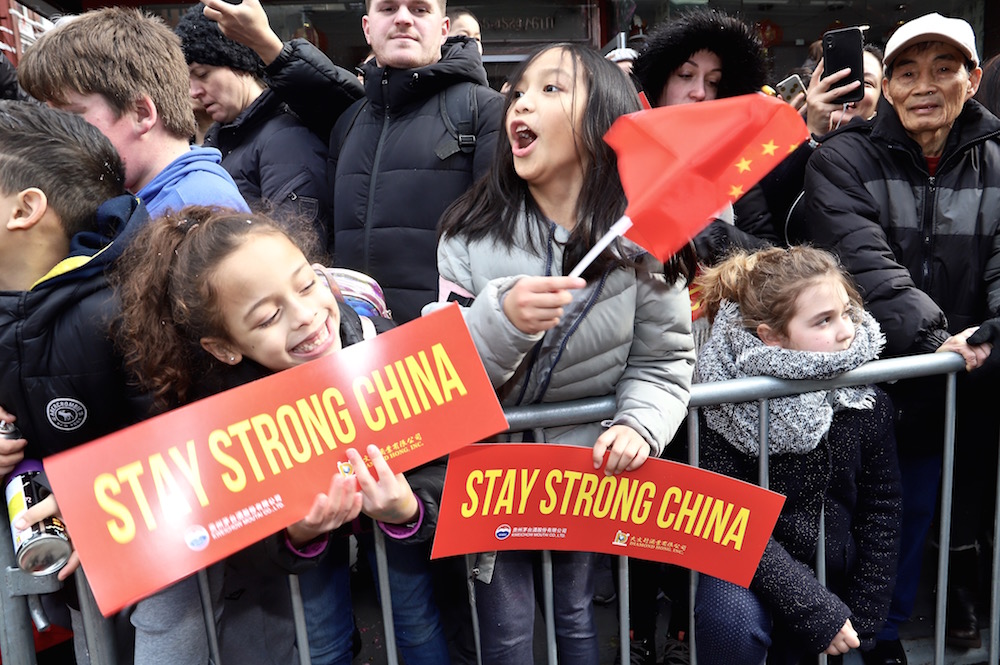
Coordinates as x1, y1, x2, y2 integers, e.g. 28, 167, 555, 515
789, 98, 1000, 356
203, 89, 333, 245
0, 195, 151, 457
699, 388, 901, 654
266, 37, 503, 322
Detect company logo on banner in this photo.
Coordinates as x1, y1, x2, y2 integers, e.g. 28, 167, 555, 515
432, 444, 785, 587
44, 305, 508, 615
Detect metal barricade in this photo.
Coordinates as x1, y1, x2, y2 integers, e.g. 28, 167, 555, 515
4, 351, 993, 665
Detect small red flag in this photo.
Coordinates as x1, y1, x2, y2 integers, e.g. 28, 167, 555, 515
604, 93, 808, 261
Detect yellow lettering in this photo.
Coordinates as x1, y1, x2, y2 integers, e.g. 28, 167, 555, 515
559, 471, 582, 515
169, 440, 209, 508
149, 452, 192, 520
494, 469, 516, 515
321, 388, 356, 444
228, 420, 265, 482
592, 475, 617, 519
404, 352, 444, 407
657, 486, 683, 528
251, 414, 292, 475
481, 469, 502, 516
432, 343, 467, 400
705, 500, 735, 543
518, 469, 540, 513
539, 470, 561, 514
461, 470, 484, 518
277, 404, 312, 464
571, 473, 598, 517
117, 461, 156, 532
721, 508, 749, 551
209, 429, 247, 493
632, 481, 656, 524
392, 360, 423, 415
373, 365, 411, 425
95, 474, 135, 545
354, 376, 386, 431
673, 491, 704, 534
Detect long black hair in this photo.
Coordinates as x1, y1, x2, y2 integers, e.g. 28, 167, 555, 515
439, 43, 694, 283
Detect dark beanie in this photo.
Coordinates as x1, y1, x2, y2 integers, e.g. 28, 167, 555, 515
174, 3, 265, 76
634, 8, 767, 105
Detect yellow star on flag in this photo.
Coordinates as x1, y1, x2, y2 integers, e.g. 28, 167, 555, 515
735, 158, 752, 174
729, 184, 744, 198
761, 140, 778, 156
788, 143, 799, 153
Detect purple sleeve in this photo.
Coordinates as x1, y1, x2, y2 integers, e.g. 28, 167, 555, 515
284, 532, 329, 559
377, 497, 425, 540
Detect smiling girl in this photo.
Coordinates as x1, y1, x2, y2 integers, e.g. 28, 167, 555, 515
114, 206, 444, 664
692, 246, 902, 663
431, 43, 696, 664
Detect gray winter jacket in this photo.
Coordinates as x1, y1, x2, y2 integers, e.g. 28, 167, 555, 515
434, 215, 694, 457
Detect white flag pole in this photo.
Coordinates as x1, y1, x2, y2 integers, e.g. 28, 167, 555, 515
568, 215, 633, 279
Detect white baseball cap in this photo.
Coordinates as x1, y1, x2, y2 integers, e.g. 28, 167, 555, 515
883, 12, 979, 69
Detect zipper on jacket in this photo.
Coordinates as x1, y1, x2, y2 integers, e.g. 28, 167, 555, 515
919, 175, 936, 291
362, 73, 391, 273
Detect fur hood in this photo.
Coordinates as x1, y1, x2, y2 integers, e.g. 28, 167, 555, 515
634, 8, 767, 104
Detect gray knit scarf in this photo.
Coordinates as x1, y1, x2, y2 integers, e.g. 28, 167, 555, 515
697, 300, 886, 456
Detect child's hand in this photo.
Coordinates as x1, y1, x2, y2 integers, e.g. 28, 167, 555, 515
824, 619, 860, 655
201, 0, 283, 65
13, 494, 80, 581
348, 445, 419, 525
593, 425, 651, 476
502, 276, 586, 335
285, 473, 362, 548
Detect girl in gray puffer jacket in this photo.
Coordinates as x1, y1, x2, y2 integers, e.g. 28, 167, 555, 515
429, 43, 696, 665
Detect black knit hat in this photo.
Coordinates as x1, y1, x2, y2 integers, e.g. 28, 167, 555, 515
634, 8, 767, 105
174, 3, 265, 76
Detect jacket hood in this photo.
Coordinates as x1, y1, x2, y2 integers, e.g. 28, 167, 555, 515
634, 8, 767, 104
361, 36, 488, 110
32, 194, 148, 290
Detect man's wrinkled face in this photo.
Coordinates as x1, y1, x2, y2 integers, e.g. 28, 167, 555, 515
883, 41, 981, 152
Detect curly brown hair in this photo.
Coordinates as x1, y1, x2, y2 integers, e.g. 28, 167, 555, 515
113, 206, 319, 410
694, 246, 862, 337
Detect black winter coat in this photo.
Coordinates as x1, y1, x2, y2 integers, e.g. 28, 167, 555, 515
204, 89, 334, 246
700, 388, 901, 654
0, 196, 152, 457
790, 98, 1000, 356
266, 37, 503, 322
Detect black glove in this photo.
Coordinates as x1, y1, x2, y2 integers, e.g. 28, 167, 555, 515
967, 318, 1000, 346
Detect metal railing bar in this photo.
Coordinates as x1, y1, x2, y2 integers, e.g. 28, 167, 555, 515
934, 372, 958, 665
197, 568, 221, 665
372, 527, 399, 665
288, 574, 311, 665
617, 555, 629, 665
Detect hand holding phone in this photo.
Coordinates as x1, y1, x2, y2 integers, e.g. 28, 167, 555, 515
776, 74, 807, 103
822, 27, 865, 104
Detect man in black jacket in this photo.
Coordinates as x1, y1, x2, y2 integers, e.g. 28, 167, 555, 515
203, 0, 502, 323
788, 13, 998, 663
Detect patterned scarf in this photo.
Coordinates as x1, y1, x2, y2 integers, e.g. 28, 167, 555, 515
697, 300, 885, 456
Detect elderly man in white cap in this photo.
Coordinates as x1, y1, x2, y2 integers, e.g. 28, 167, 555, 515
788, 12, 998, 664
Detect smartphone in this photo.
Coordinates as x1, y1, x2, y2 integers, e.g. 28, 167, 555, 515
775, 74, 807, 102
822, 26, 864, 103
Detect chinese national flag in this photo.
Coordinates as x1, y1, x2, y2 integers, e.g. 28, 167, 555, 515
604, 93, 808, 261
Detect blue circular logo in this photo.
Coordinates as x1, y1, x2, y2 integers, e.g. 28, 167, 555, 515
184, 525, 210, 551
495, 524, 511, 540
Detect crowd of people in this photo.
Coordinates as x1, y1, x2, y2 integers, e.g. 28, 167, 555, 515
0, 1, 998, 664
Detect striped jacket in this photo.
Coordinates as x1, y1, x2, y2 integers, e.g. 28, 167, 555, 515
791, 98, 1000, 356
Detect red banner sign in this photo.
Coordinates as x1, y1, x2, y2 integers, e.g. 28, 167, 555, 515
432, 444, 785, 587
44, 305, 507, 615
